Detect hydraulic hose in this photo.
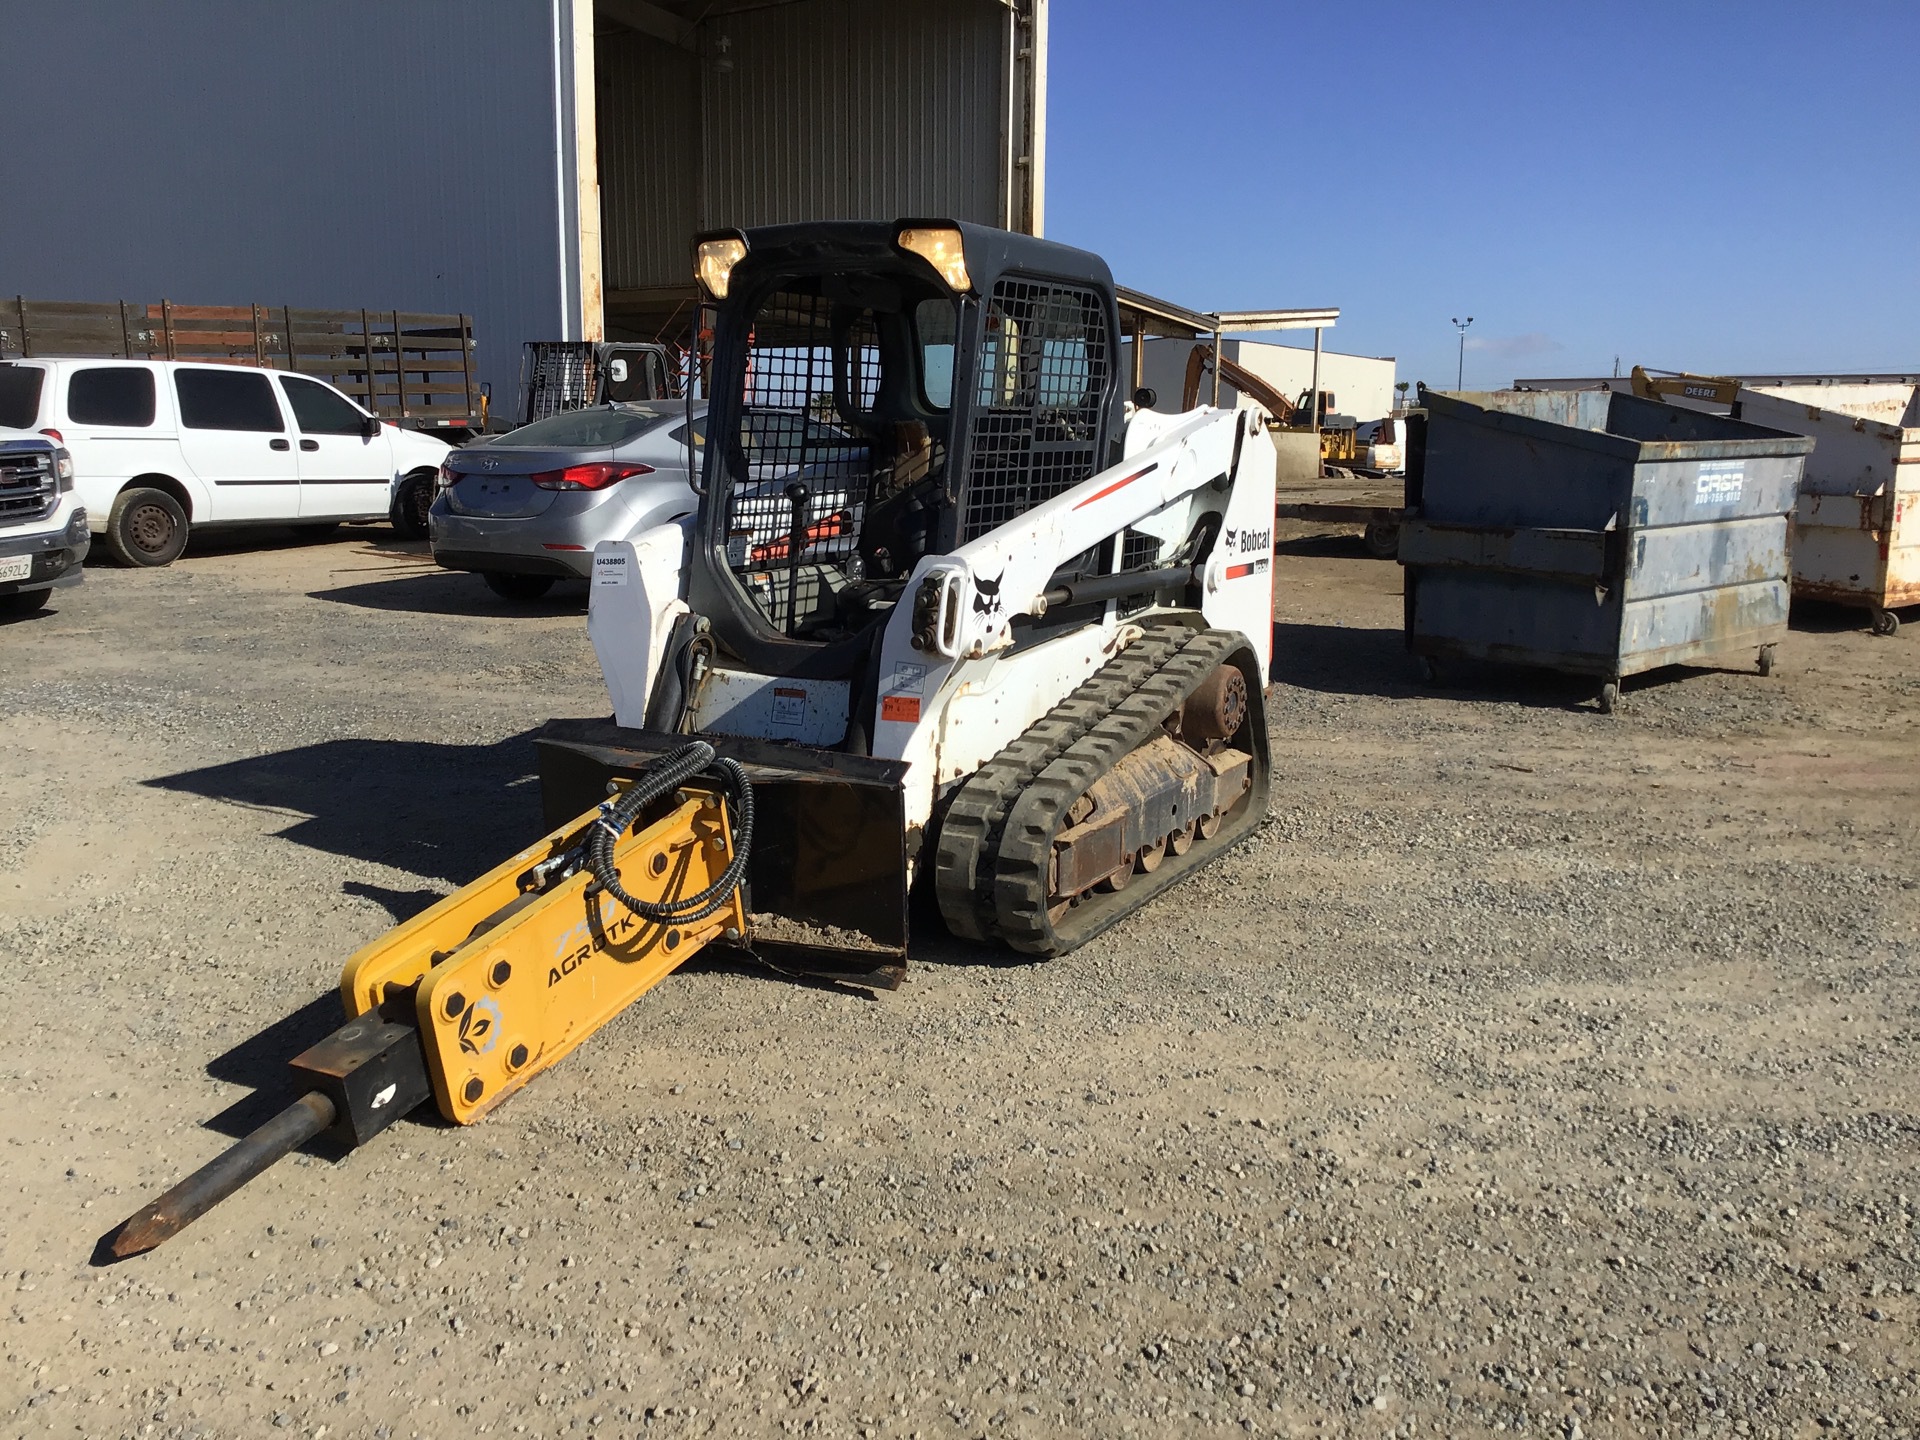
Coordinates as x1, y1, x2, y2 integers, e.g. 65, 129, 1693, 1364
584, 740, 754, 925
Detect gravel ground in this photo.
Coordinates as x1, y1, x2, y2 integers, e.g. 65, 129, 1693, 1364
1, 522, 1916, 1439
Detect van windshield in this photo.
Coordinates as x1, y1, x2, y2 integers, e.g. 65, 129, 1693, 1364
0, 365, 45, 430
497, 404, 676, 448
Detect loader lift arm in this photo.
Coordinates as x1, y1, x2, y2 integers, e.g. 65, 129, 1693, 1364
108, 744, 754, 1258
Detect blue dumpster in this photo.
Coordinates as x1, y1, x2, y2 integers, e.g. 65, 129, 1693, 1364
1400, 389, 1814, 711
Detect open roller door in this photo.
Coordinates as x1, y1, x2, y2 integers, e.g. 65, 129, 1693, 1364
579, 0, 1047, 347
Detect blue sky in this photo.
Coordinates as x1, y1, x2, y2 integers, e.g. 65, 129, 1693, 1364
1046, 1, 1920, 390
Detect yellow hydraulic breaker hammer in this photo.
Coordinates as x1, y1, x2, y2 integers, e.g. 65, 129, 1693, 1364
108, 743, 750, 1258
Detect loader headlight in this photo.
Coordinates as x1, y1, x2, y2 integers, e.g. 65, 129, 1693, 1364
695, 235, 749, 300
896, 225, 971, 293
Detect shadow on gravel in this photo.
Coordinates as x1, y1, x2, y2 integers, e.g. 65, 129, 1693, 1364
180, 521, 396, 560
201, 993, 355, 1138
1273, 531, 1388, 562
343, 880, 449, 923
675, 948, 892, 1000
1788, 598, 1888, 635
145, 734, 549, 885
0, 599, 64, 625
309, 568, 588, 616
1271, 619, 1638, 712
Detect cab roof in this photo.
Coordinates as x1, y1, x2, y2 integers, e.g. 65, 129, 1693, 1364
713, 219, 1115, 299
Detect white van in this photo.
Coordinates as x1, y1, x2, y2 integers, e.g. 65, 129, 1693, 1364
0, 358, 450, 565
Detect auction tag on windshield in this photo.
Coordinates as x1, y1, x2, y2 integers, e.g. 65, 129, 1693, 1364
594, 553, 628, 585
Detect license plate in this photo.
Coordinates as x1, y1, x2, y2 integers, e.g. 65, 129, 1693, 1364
0, 554, 32, 583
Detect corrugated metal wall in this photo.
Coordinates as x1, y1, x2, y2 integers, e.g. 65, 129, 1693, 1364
598, 28, 703, 297
0, 0, 567, 407
599, 0, 1011, 295
3, 0, 1040, 385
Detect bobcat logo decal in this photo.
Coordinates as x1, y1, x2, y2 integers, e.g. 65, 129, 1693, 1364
1222, 525, 1270, 554
972, 570, 1005, 617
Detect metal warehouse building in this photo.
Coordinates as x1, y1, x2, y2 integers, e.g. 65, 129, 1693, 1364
1, 0, 1047, 408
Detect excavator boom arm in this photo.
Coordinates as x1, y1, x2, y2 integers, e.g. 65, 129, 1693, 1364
1182, 343, 1300, 421
1629, 365, 1742, 406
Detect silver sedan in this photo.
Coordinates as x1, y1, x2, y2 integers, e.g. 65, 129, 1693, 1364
430, 402, 706, 601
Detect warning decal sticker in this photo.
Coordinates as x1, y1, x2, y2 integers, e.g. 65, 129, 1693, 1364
770, 686, 807, 728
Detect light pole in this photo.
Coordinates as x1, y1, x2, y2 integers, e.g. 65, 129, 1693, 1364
1451, 317, 1473, 390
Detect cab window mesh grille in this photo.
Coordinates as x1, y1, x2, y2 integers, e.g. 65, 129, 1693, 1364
959, 279, 1109, 543
723, 288, 875, 636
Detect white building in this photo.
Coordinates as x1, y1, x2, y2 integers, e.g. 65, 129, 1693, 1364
1125, 337, 1398, 423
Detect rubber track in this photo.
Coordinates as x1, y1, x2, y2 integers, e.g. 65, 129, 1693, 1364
931, 626, 1191, 942
993, 628, 1265, 955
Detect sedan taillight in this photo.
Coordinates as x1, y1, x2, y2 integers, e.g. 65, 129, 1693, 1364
531, 462, 655, 492
437, 461, 458, 487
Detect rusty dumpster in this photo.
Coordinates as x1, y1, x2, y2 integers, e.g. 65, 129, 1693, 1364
1400, 389, 1813, 712
1735, 384, 1920, 635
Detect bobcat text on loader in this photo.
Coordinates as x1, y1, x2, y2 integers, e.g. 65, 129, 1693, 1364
109, 220, 1279, 1257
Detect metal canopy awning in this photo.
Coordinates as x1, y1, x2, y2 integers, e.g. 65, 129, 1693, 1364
1116, 286, 1339, 339
1116, 288, 1341, 406
1215, 307, 1339, 334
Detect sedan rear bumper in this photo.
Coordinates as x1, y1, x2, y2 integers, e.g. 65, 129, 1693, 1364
428, 508, 597, 580
433, 547, 583, 579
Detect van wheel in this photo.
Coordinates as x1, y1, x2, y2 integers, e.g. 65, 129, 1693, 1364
483, 572, 555, 601
391, 470, 436, 540
107, 487, 189, 566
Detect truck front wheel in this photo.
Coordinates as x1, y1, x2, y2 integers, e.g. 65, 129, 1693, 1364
106, 487, 189, 567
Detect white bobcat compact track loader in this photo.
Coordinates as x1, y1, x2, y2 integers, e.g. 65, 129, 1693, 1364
544, 218, 1279, 975
109, 220, 1281, 1256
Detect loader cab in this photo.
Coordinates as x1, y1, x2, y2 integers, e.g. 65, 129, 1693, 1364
601, 344, 674, 404
688, 220, 1126, 683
